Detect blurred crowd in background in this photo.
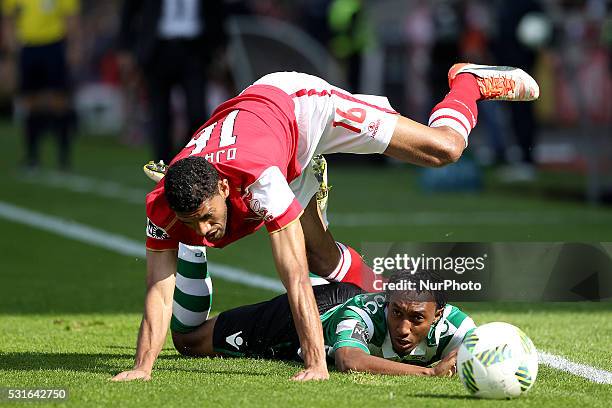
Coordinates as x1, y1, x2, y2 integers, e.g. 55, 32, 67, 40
0, 0, 610, 197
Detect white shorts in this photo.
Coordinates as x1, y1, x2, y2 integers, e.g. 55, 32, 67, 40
253, 72, 399, 208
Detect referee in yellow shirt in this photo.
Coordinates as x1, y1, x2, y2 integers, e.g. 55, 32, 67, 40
2, 0, 80, 170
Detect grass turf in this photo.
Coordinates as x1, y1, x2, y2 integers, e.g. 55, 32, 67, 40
1, 121, 611, 406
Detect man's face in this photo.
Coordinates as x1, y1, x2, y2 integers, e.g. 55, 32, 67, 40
386, 294, 443, 357
175, 179, 230, 242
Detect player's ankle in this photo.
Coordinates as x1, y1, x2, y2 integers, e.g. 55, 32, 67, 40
451, 73, 481, 101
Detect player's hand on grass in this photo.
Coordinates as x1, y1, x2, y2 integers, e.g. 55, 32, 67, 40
431, 349, 457, 377
291, 365, 330, 381
111, 369, 152, 382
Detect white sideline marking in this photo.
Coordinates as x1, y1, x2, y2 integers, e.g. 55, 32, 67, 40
2, 200, 612, 384
18, 170, 146, 204
17, 171, 580, 227
0, 201, 284, 293
539, 351, 612, 384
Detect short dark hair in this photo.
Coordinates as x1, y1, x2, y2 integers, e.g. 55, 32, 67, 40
164, 157, 220, 213
385, 269, 447, 309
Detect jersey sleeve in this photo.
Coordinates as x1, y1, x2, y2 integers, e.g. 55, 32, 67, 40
243, 166, 303, 233
327, 305, 375, 354
145, 217, 179, 251
331, 319, 370, 353
145, 184, 180, 251
439, 309, 476, 358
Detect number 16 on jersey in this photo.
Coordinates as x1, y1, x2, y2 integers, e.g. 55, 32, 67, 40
332, 107, 367, 134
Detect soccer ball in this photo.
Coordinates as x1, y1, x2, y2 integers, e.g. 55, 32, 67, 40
457, 322, 538, 399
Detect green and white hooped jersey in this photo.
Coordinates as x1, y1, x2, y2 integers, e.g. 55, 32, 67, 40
320, 293, 475, 366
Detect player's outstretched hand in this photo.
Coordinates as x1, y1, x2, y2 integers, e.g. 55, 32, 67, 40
291, 365, 330, 381
110, 369, 152, 382
432, 349, 458, 377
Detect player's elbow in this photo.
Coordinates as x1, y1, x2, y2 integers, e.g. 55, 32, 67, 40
335, 356, 354, 373
172, 333, 197, 357
334, 349, 363, 373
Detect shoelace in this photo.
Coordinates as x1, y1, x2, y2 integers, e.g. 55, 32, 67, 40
478, 76, 516, 98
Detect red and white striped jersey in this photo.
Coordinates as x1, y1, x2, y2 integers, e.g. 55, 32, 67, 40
146, 84, 303, 250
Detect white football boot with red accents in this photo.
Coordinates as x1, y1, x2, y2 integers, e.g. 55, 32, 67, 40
448, 63, 540, 101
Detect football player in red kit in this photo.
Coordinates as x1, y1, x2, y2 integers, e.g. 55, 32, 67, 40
112, 64, 539, 382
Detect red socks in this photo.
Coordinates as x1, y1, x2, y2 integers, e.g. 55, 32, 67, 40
326, 242, 384, 292
428, 73, 480, 146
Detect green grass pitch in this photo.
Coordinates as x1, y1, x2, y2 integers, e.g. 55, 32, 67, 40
0, 121, 611, 407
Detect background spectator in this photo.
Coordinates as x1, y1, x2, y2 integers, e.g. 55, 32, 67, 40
117, 0, 228, 162
2, 0, 81, 171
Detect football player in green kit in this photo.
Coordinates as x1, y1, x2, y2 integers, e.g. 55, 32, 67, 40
172, 270, 475, 376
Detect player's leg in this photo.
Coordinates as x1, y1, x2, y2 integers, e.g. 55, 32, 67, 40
383, 69, 480, 166
300, 196, 380, 291
297, 161, 381, 291
168, 238, 341, 359
46, 90, 73, 170
43, 40, 73, 170
22, 95, 46, 169
170, 244, 213, 334
300, 196, 337, 273
303, 64, 538, 168
175, 292, 301, 360
386, 64, 540, 166
19, 45, 47, 169
172, 315, 218, 356
172, 282, 363, 358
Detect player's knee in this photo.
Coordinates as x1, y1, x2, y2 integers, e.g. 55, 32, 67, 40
308, 253, 338, 277
335, 360, 351, 373
429, 132, 465, 167
172, 318, 217, 357
334, 354, 355, 373
435, 143, 463, 167
172, 331, 197, 357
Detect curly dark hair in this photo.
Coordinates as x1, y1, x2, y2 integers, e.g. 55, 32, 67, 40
385, 269, 447, 309
164, 157, 220, 213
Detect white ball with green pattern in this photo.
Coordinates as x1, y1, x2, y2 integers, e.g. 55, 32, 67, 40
457, 322, 538, 399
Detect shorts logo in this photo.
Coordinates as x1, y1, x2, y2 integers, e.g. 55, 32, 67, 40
243, 191, 274, 222
367, 119, 381, 139
226, 331, 244, 350
146, 218, 170, 240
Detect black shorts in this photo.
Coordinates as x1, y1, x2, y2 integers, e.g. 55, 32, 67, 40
212, 282, 364, 360
19, 41, 69, 93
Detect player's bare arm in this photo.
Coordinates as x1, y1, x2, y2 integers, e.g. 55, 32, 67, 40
269, 220, 329, 381
111, 249, 177, 381
335, 346, 457, 377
